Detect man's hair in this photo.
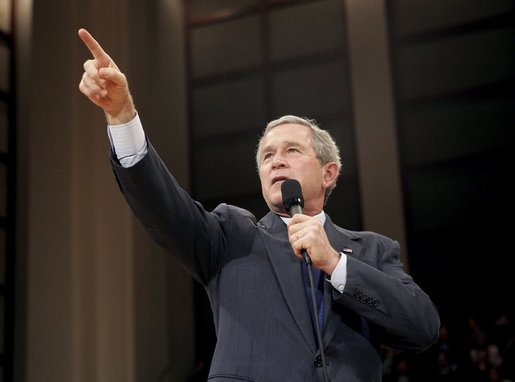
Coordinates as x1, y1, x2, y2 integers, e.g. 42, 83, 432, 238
256, 115, 342, 204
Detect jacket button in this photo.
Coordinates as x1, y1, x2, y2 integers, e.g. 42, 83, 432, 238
314, 355, 323, 368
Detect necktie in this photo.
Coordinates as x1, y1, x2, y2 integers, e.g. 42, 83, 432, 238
301, 261, 324, 336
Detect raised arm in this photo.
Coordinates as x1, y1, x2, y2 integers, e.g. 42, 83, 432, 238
78, 28, 136, 124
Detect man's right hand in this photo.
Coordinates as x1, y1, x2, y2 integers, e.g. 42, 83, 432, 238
78, 28, 136, 125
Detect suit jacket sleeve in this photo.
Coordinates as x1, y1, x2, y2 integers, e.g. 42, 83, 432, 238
110, 141, 226, 285
331, 230, 440, 352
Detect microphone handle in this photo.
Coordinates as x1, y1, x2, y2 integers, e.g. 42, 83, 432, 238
289, 204, 303, 216
288, 205, 312, 265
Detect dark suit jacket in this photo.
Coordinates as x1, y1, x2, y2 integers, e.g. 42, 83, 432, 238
111, 143, 440, 382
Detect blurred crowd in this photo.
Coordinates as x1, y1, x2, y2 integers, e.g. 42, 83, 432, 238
382, 311, 514, 381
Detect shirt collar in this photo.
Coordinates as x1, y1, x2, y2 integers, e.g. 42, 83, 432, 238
279, 211, 326, 225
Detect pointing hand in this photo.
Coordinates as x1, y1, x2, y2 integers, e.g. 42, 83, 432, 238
78, 28, 135, 124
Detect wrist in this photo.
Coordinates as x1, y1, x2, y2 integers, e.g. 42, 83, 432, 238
320, 250, 342, 276
106, 96, 136, 125
106, 109, 136, 125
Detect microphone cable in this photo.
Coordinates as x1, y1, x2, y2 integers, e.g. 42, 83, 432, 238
303, 253, 331, 382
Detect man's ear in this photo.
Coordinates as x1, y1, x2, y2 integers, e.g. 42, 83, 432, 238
323, 162, 340, 187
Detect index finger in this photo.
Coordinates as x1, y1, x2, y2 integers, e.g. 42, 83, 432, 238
288, 213, 311, 224
78, 28, 111, 67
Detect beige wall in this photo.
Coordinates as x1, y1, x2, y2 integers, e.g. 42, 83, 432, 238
18, 0, 193, 381
343, 0, 408, 267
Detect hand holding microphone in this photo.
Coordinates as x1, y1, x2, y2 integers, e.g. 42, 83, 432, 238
281, 179, 341, 275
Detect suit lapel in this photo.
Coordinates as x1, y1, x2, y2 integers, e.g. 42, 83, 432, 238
257, 212, 317, 352
322, 215, 363, 348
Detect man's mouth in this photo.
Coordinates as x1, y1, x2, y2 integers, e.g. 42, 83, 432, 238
271, 176, 289, 185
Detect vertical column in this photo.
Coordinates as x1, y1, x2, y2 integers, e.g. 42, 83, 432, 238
14, 0, 32, 379
23, 0, 138, 380
343, 0, 409, 268
71, 3, 136, 382
127, 0, 195, 380
22, 0, 193, 380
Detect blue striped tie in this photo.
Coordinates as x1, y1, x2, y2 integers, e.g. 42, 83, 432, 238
301, 261, 324, 336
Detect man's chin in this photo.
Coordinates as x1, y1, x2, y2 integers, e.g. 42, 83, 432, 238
267, 201, 288, 216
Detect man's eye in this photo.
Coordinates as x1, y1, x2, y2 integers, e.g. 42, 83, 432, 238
263, 153, 273, 161
288, 148, 299, 153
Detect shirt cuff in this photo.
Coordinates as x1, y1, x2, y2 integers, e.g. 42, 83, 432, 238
107, 113, 148, 168
329, 253, 347, 293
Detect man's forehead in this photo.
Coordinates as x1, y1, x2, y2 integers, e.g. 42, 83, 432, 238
262, 123, 311, 142
262, 137, 308, 149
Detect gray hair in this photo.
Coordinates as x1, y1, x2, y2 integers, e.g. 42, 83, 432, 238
256, 115, 342, 204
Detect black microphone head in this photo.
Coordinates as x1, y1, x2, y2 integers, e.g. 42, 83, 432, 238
281, 179, 304, 214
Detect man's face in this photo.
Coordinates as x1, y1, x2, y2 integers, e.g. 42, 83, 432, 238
258, 123, 331, 216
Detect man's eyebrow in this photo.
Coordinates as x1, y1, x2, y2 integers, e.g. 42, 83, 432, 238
282, 140, 309, 150
259, 144, 272, 156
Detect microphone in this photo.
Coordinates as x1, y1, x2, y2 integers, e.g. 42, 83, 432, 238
281, 179, 311, 264
281, 178, 304, 216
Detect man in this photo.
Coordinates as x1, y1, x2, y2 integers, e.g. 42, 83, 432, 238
78, 28, 440, 381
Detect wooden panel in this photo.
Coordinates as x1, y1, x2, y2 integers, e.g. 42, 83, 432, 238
193, 136, 261, 201
0, 0, 11, 33
0, 163, 5, 218
192, 76, 265, 139
0, 101, 6, 153
397, 28, 515, 100
0, 44, 9, 92
191, 15, 261, 77
400, 97, 515, 167
0, 295, 4, 353
404, 157, 510, 232
392, 0, 513, 37
270, 0, 346, 61
0, 229, 4, 284
272, 59, 351, 117
189, 0, 257, 19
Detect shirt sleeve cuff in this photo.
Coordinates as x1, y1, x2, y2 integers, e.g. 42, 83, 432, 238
107, 113, 148, 167
329, 253, 348, 293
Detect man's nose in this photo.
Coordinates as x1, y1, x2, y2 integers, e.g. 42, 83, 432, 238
272, 154, 287, 168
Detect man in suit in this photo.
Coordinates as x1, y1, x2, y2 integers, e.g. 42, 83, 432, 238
78, 28, 440, 381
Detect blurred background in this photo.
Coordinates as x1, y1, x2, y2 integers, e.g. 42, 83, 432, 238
1, 0, 514, 381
